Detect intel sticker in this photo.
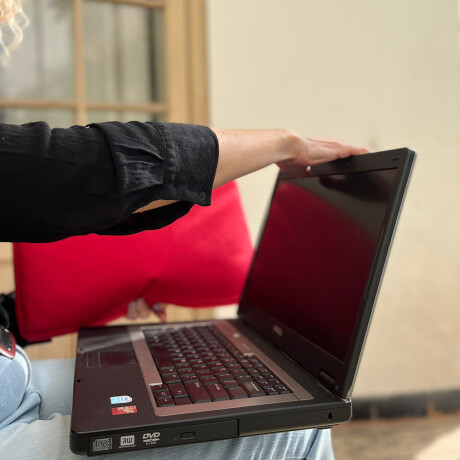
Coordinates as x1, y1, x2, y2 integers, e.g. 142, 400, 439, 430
110, 395, 132, 405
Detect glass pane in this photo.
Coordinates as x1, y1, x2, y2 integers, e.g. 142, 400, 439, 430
0, 108, 75, 128
0, 0, 74, 100
84, 2, 165, 104
86, 111, 165, 124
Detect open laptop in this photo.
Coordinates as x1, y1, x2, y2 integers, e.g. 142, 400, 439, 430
70, 147, 416, 456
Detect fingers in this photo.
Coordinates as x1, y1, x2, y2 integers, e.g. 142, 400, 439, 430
346, 145, 370, 155
126, 298, 151, 320
137, 298, 151, 319
306, 137, 369, 165
152, 302, 168, 323
306, 137, 369, 154
126, 300, 139, 320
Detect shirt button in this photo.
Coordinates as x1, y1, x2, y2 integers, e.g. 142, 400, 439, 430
199, 191, 207, 201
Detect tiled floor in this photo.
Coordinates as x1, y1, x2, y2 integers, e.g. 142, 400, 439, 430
332, 413, 460, 460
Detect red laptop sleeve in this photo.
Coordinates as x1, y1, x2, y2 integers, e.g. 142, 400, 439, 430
13, 182, 253, 342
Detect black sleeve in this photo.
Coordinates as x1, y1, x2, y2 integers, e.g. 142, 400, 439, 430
0, 121, 219, 243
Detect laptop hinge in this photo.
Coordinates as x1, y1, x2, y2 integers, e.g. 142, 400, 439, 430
319, 369, 336, 392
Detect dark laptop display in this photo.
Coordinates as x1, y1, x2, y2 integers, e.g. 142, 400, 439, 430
241, 168, 397, 362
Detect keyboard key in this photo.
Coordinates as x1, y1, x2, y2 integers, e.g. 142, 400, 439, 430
156, 358, 175, 370
156, 397, 175, 407
236, 375, 253, 383
274, 385, 291, 394
263, 386, 279, 395
242, 381, 266, 397
226, 386, 248, 399
175, 397, 192, 406
155, 390, 172, 399
177, 367, 193, 375
217, 373, 233, 382
169, 383, 188, 399
184, 353, 201, 360
185, 382, 211, 403
160, 367, 176, 376
207, 383, 230, 401
200, 351, 215, 358
221, 379, 239, 388
196, 370, 213, 378
169, 352, 185, 358
201, 376, 219, 385
175, 362, 191, 370
227, 364, 242, 371
248, 369, 262, 377
192, 364, 208, 371
151, 384, 168, 393
182, 374, 199, 383
163, 373, 181, 384
216, 352, 231, 358
211, 367, 228, 376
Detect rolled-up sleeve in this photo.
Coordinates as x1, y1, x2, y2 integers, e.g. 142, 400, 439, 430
0, 121, 219, 242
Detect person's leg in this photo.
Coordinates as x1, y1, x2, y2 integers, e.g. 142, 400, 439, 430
30, 358, 75, 419
0, 346, 40, 429
2, 358, 334, 459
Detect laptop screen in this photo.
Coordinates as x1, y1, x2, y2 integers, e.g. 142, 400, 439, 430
240, 168, 398, 362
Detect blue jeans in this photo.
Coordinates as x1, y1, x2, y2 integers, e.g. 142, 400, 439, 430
0, 356, 334, 459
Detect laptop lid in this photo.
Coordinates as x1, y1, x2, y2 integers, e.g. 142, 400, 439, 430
238, 148, 415, 399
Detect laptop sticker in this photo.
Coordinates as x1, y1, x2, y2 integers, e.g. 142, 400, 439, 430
110, 395, 132, 404
112, 405, 137, 415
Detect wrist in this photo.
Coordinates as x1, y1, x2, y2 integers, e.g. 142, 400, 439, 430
276, 129, 302, 162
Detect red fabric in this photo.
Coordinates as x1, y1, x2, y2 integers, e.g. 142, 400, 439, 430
13, 182, 253, 342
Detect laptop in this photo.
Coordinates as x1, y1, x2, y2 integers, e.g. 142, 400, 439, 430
70, 147, 416, 456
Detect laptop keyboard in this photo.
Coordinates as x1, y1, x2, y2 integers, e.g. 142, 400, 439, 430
144, 325, 291, 407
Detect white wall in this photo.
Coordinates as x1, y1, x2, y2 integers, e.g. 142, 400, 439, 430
207, 0, 460, 397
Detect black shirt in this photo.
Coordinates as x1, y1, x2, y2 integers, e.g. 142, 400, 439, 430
0, 121, 219, 242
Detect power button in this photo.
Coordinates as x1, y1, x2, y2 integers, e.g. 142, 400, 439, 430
180, 432, 195, 439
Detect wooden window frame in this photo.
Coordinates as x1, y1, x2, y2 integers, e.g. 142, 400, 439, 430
0, 0, 209, 126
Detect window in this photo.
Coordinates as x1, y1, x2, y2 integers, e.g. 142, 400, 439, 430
0, 0, 211, 357
0, 0, 208, 126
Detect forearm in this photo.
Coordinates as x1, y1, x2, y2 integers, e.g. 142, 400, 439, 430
212, 129, 295, 188
135, 129, 297, 213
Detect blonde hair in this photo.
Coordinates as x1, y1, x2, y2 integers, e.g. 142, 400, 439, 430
0, 0, 29, 64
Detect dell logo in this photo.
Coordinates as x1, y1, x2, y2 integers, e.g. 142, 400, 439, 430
273, 324, 283, 336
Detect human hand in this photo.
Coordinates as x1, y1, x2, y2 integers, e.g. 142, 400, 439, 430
277, 135, 369, 177
126, 298, 167, 322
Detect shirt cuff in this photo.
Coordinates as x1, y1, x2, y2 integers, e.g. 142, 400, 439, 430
154, 122, 219, 206
99, 122, 219, 236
